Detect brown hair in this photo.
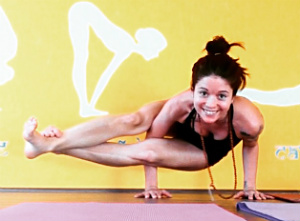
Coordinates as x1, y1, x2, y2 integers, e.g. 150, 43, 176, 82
191, 36, 248, 95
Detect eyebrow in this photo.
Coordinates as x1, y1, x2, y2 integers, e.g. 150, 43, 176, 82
198, 87, 230, 94
219, 90, 230, 94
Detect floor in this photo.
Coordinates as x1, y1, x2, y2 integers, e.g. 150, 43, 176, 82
0, 189, 293, 221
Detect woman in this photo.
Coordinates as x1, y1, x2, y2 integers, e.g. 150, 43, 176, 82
23, 36, 271, 200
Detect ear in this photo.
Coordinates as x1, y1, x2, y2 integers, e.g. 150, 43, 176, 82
191, 89, 194, 98
231, 95, 235, 104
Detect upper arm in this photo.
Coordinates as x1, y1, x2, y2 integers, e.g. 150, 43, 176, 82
233, 96, 264, 147
147, 90, 192, 138
146, 102, 181, 138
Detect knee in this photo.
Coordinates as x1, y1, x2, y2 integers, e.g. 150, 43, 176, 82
119, 101, 165, 133
131, 141, 160, 164
142, 149, 159, 164
118, 111, 152, 134
125, 112, 145, 126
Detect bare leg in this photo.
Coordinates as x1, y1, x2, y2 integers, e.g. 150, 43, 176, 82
57, 138, 208, 171
23, 100, 166, 159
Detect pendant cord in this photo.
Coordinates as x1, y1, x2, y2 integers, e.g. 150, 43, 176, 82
199, 112, 237, 199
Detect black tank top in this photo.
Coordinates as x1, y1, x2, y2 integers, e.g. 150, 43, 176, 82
172, 105, 241, 165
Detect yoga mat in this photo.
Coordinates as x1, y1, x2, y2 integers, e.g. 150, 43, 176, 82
237, 202, 300, 221
0, 202, 246, 221
270, 193, 300, 203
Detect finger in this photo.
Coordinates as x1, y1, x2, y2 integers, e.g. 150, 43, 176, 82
150, 191, 158, 199
144, 192, 150, 199
134, 192, 145, 198
259, 193, 267, 200
161, 190, 172, 198
156, 191, 162, 199
134, 193, 141, 198
248, 192, 254, 200
260, 193, 272, 200
265, 194, 274, 199
233, 194, 239, 199
254, 192, 262, 200
233, 191, 244, 199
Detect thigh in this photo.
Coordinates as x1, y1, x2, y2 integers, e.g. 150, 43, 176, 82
137, 100, 167, 124
115, 100, 167, 135
130, 138, 208, 171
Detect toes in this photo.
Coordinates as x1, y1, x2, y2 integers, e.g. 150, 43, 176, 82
23, 117, 38, 139
41, 126, 62, 138
25, 117, 38, 128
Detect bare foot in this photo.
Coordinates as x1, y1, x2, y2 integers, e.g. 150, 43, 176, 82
23, 117, 54, 159
41, 126, 63, 138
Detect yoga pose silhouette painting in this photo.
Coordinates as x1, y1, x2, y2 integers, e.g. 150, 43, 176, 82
0, 6, 17, 112
238, 85, 300, 107
0, 6, 17, 86
69, 2, 167, 117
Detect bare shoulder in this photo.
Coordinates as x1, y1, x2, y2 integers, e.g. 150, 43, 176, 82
232, 96, 264, 139
163, 90, 194, 122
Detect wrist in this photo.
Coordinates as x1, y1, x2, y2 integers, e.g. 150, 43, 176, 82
243, 181, 256, 191
145, 185, 158, 190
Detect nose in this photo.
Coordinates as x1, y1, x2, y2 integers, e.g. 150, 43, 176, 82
205, 95, 217, 108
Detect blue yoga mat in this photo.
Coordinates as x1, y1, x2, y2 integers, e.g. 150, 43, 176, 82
237, 202, 300, 221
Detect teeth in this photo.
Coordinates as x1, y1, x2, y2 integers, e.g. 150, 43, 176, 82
204, 110, 217, 115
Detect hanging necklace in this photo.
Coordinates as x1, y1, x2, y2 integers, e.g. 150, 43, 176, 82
198, 111, 237, 199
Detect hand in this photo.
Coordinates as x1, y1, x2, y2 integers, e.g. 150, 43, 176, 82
134, 188, 172, 199
41, 126, 63, 138
234, 189, 274, 200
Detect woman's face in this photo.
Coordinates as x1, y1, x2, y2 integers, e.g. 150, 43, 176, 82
193, 75, 233, 124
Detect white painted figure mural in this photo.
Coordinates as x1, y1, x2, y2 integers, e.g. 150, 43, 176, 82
69, 2, 167, 117
0, 6, 17, 86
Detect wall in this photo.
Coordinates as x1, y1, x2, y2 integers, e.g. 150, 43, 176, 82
0, 0, 299, 190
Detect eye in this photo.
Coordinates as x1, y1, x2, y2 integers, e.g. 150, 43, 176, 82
199, 91, 208, 97
218, 94, 227, 100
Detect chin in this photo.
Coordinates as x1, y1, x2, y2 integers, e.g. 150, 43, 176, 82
202, 118, 217, 124
199, 113, 218, 124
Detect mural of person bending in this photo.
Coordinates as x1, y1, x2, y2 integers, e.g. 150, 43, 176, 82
0, 6, 17, 86
69, 2, 167, 117
238, 85, 300, 107
0, 6, 18, 112
24, 36, 273, 200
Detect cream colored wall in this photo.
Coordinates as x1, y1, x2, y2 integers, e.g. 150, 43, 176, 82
0, 0, 299, 190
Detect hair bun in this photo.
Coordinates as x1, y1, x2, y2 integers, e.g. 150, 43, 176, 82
205, 36, 230, 55
205, 36, 244, 55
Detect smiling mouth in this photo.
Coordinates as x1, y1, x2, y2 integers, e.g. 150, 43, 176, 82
203, 109, 218, 116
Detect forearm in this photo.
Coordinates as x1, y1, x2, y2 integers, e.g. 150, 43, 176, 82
144, 166, 158, 189
242, 143, 259, 190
